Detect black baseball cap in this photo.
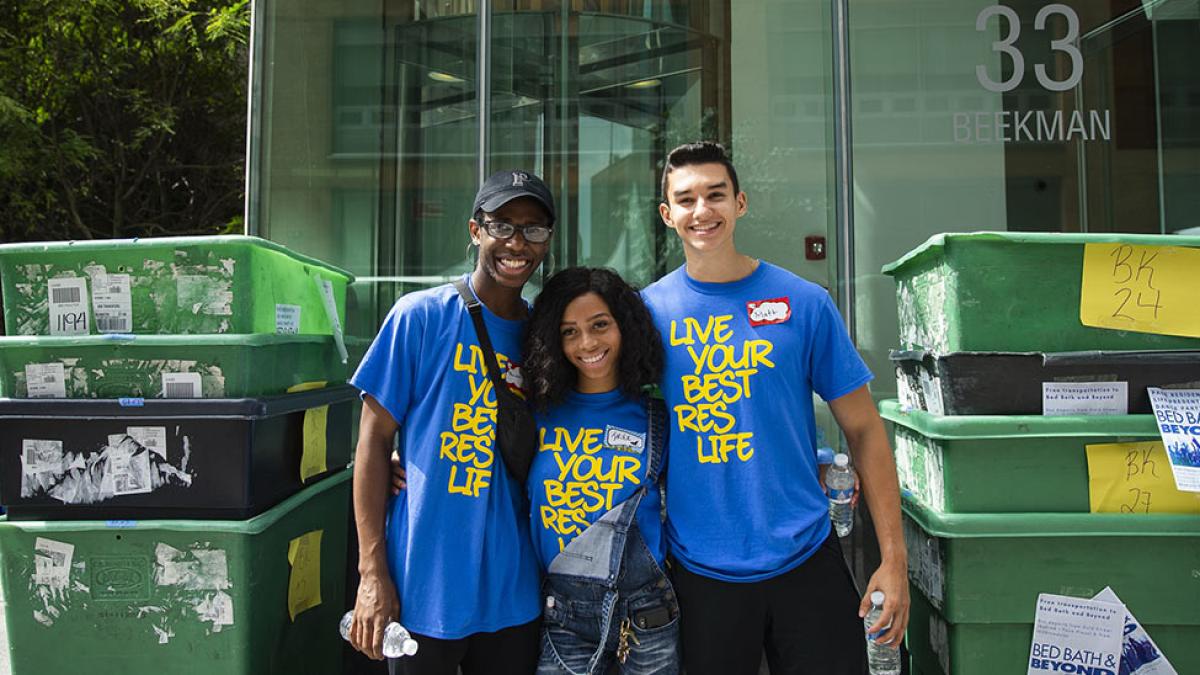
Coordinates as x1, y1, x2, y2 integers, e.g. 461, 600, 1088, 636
472, 170, 557, 225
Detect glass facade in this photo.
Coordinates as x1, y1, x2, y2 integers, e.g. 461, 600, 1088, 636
248, 0, 1198, 393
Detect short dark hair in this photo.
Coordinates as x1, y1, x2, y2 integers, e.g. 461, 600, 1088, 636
660, 141, 740, 202
523, 267, 663, 411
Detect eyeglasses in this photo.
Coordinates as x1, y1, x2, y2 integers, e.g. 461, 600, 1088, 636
481, 220, 553, 244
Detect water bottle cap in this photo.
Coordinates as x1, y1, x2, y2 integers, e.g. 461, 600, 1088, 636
834, 453, 849, 468
871, 590, 885, 606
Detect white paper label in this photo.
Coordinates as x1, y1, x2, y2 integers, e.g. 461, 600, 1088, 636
1028, 594, 1124, 675
316, 277, 348, 363
108, 436, 152, 495
25, 363, 66, 398
23, 439, 63, 474
34, 538, 74, 588
275, 304, 301, 334
162, 372, 201, 399
48, 277, 90, 335
127, 426, 168, 460
91, 273, 132, 333
1091, 587, 1177, 675
1147, 388, 1200, 493
1042, 382, 1129, 416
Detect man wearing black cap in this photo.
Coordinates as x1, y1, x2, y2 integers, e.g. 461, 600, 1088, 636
347, 170, 556, 674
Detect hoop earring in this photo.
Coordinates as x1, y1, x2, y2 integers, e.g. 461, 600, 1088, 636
466, 241, 479, 266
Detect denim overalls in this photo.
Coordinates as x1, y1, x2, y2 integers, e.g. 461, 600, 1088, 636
537, 398, 679, 675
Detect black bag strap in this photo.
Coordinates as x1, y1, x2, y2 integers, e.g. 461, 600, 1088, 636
645, 396, 667, 485
452, 278, 512, 399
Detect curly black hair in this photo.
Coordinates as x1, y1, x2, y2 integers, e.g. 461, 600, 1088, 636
523, 267, 662, 411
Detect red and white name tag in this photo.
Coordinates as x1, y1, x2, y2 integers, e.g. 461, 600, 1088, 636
746, 297, 791, 326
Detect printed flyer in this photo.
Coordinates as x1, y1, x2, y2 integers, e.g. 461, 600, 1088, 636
1027, 593, 1124, 675
1092, 587, 1176, 675
1147, 388, 1200, 492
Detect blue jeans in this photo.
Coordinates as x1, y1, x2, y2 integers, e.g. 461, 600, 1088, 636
537, 527, 680, 675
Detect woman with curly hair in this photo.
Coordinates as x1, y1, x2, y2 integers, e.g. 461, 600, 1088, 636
522, 267, 678, 675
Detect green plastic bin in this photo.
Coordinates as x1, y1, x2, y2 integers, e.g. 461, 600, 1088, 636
902, 497, 1200, 674
0, 235, 353, 336
0, 469, 351, 675
880, 400, 1160, 513
882, 232, 1200, 354
0, 333, 347, 398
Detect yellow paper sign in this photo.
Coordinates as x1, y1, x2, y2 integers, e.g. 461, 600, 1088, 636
1085, 441, 1200, 514
287, 380, 328, 393
287, 529, 323, 621
1080, 242, 1200, 338
300, 405, 329, 483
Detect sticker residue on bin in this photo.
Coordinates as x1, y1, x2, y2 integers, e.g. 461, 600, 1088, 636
929, 614, 950, 674
25, 363, 67, 398
276, 303, 301, 334
48, 276, 90, 335
176, 273, 233, 317
162, 372, 201, 398
904, 517, 944, 608
1043, 382, 1128, 416
1086, 441, 1200, 514
20, 432, 194, 504
287, 530, 323, 621
301, 405, 329, 483
155, 543, 235, 631
30, 538, 84, 627
90, 272, 133, 333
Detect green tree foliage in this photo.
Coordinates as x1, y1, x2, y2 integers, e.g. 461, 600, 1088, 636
0, 0, 250, 242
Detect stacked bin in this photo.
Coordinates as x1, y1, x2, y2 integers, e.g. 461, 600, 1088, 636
880, 232, 1200, 674
0, 236, 357, 674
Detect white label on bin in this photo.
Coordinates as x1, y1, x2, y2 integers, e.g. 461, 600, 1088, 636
48, 277, 90, 335
1042, 382, 1128, 416
127, 426, 168, 460
275, 303, 301, 334
919, 371, 945, 416
162, 372, 201, 399
25, 363, 66, 398
316, 277, 348, 363
107, 436, 152, 496
22, 439, 63, 474
91, 273, 132, 333
34, 537, 74, 588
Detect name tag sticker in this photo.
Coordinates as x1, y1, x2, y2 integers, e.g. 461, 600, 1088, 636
746, 297, 791, 326
605, 426, 646, 453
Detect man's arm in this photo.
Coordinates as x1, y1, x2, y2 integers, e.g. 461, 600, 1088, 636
349, 395, 402, 661
828, 384, 910, 646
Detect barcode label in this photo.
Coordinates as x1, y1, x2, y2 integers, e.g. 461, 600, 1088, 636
48, 277, 90, 335
161, 372, 202, 399
96, 315, 130, 332
25, 363, 66, 398
51, 287, 80, 303
22, 439, 64, 474
92, 273, 132, 334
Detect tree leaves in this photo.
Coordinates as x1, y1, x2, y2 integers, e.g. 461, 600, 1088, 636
0, 0, 249, 241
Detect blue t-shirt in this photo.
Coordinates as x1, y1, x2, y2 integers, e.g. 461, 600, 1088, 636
641, 262, 873, 582
350, 278, 541, 639
527, 389, 666, 570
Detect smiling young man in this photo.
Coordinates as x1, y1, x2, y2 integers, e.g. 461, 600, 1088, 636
348, 170, 555, 675
641, 142, 909, 674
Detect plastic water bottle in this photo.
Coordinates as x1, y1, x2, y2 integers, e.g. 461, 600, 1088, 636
339, 610, 419, 658
864, 591, 900, 675
827, 453, 855, 537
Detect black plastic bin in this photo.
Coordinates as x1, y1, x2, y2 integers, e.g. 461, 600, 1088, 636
0, 384, 356, 520
892, 350, 1200, 416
